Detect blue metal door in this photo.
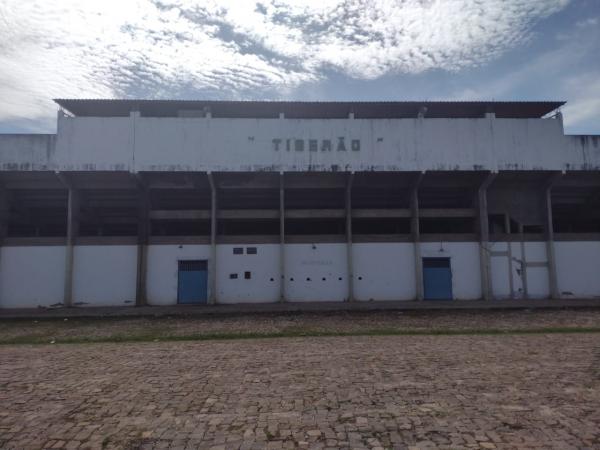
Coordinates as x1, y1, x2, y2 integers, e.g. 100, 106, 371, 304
178, 260, 208, 304
423, 257, 453, 300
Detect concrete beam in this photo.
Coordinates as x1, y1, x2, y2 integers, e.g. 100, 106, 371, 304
410, 172, 424, 301
207, 172, 217, 305
279, 173, 285, 302
152, 208, 362, 220
352, 209, 411, 218
477, 172, 497, 301
150, 210, 210, 220
285, 209, 345, 219
346, 172, 354, 302
220, 210, 279, 220
419, 208, 476, 218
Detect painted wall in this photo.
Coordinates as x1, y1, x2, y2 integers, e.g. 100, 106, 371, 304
72, 245, 138, 306
1, 241, 599, 308
489, 242, 512, 299
0, 246, 66, 308
555, 241, 600, 298
0, 134, 55, 171
421, 242, 482, 300
217, 244, 280, 303
522, 242, 550, 298
146, 244, 211, 305
284, 243, 348, 302
3, 116, 599, 172
352, 243, 416, 301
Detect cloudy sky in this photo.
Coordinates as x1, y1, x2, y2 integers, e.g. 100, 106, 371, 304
0, 0, 598, 134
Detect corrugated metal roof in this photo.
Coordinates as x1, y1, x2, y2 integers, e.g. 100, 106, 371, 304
54, 99, 565, 119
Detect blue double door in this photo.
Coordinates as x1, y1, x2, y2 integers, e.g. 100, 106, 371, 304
423, 257, 453, 300
178, 260, 208, 304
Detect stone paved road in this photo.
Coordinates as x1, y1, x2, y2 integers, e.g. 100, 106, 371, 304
1, 334, 599, 449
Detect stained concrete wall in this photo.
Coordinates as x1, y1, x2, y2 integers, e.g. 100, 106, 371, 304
352, 243, 416, 301
421, 242, 482, 300
1, 241, 599, 308
3, 116, 600, 172
72, 245, 138, 306
555, 241, 600, 298
0, 246, 66, 308
217, 244, 280, 303
284, 244, 349, 302
146, 244, 211, 305
0, 134, 56, 171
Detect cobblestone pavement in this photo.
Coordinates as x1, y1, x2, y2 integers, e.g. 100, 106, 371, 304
1, 334, 599, 449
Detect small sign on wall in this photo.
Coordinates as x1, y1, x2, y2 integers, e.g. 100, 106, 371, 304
272, 138, 360, 152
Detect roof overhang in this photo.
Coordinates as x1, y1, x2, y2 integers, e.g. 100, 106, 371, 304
54, 99, 565, 119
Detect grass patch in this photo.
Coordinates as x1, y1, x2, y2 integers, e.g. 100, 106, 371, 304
1, 326, 599, 346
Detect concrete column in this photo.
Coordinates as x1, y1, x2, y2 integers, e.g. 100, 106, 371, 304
279, 172, 285, 302
518, 223, 529, 299
207, 172, 217, 305
410, 173, 424, 301
64, 186, 80, 307
544, 172, 563, 299
346, 172, 354, 302
0, 185, 7, 244
0, 186, 8, 285
504, 213, 515, 299
477, 172, 497, 301
135, 180, 150, 306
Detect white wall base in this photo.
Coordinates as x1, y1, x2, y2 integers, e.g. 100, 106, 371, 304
1, 240, 599, 308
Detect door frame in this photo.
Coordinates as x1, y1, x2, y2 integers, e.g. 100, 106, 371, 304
177, 259, 208, 304
422, 256, 453, 300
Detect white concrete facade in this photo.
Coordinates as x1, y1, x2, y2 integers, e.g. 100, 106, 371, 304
0, 100, 598, 309
1, 116, 599, 172
1, 241, 598, 308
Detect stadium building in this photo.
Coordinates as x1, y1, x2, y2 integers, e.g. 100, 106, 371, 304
0, 99, 599, 308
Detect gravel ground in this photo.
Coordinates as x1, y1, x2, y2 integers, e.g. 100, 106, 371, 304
1, 309, 599, 343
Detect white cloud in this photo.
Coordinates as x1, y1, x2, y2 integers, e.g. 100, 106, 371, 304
0, 0, 569, 123
447, 13, 600, 131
